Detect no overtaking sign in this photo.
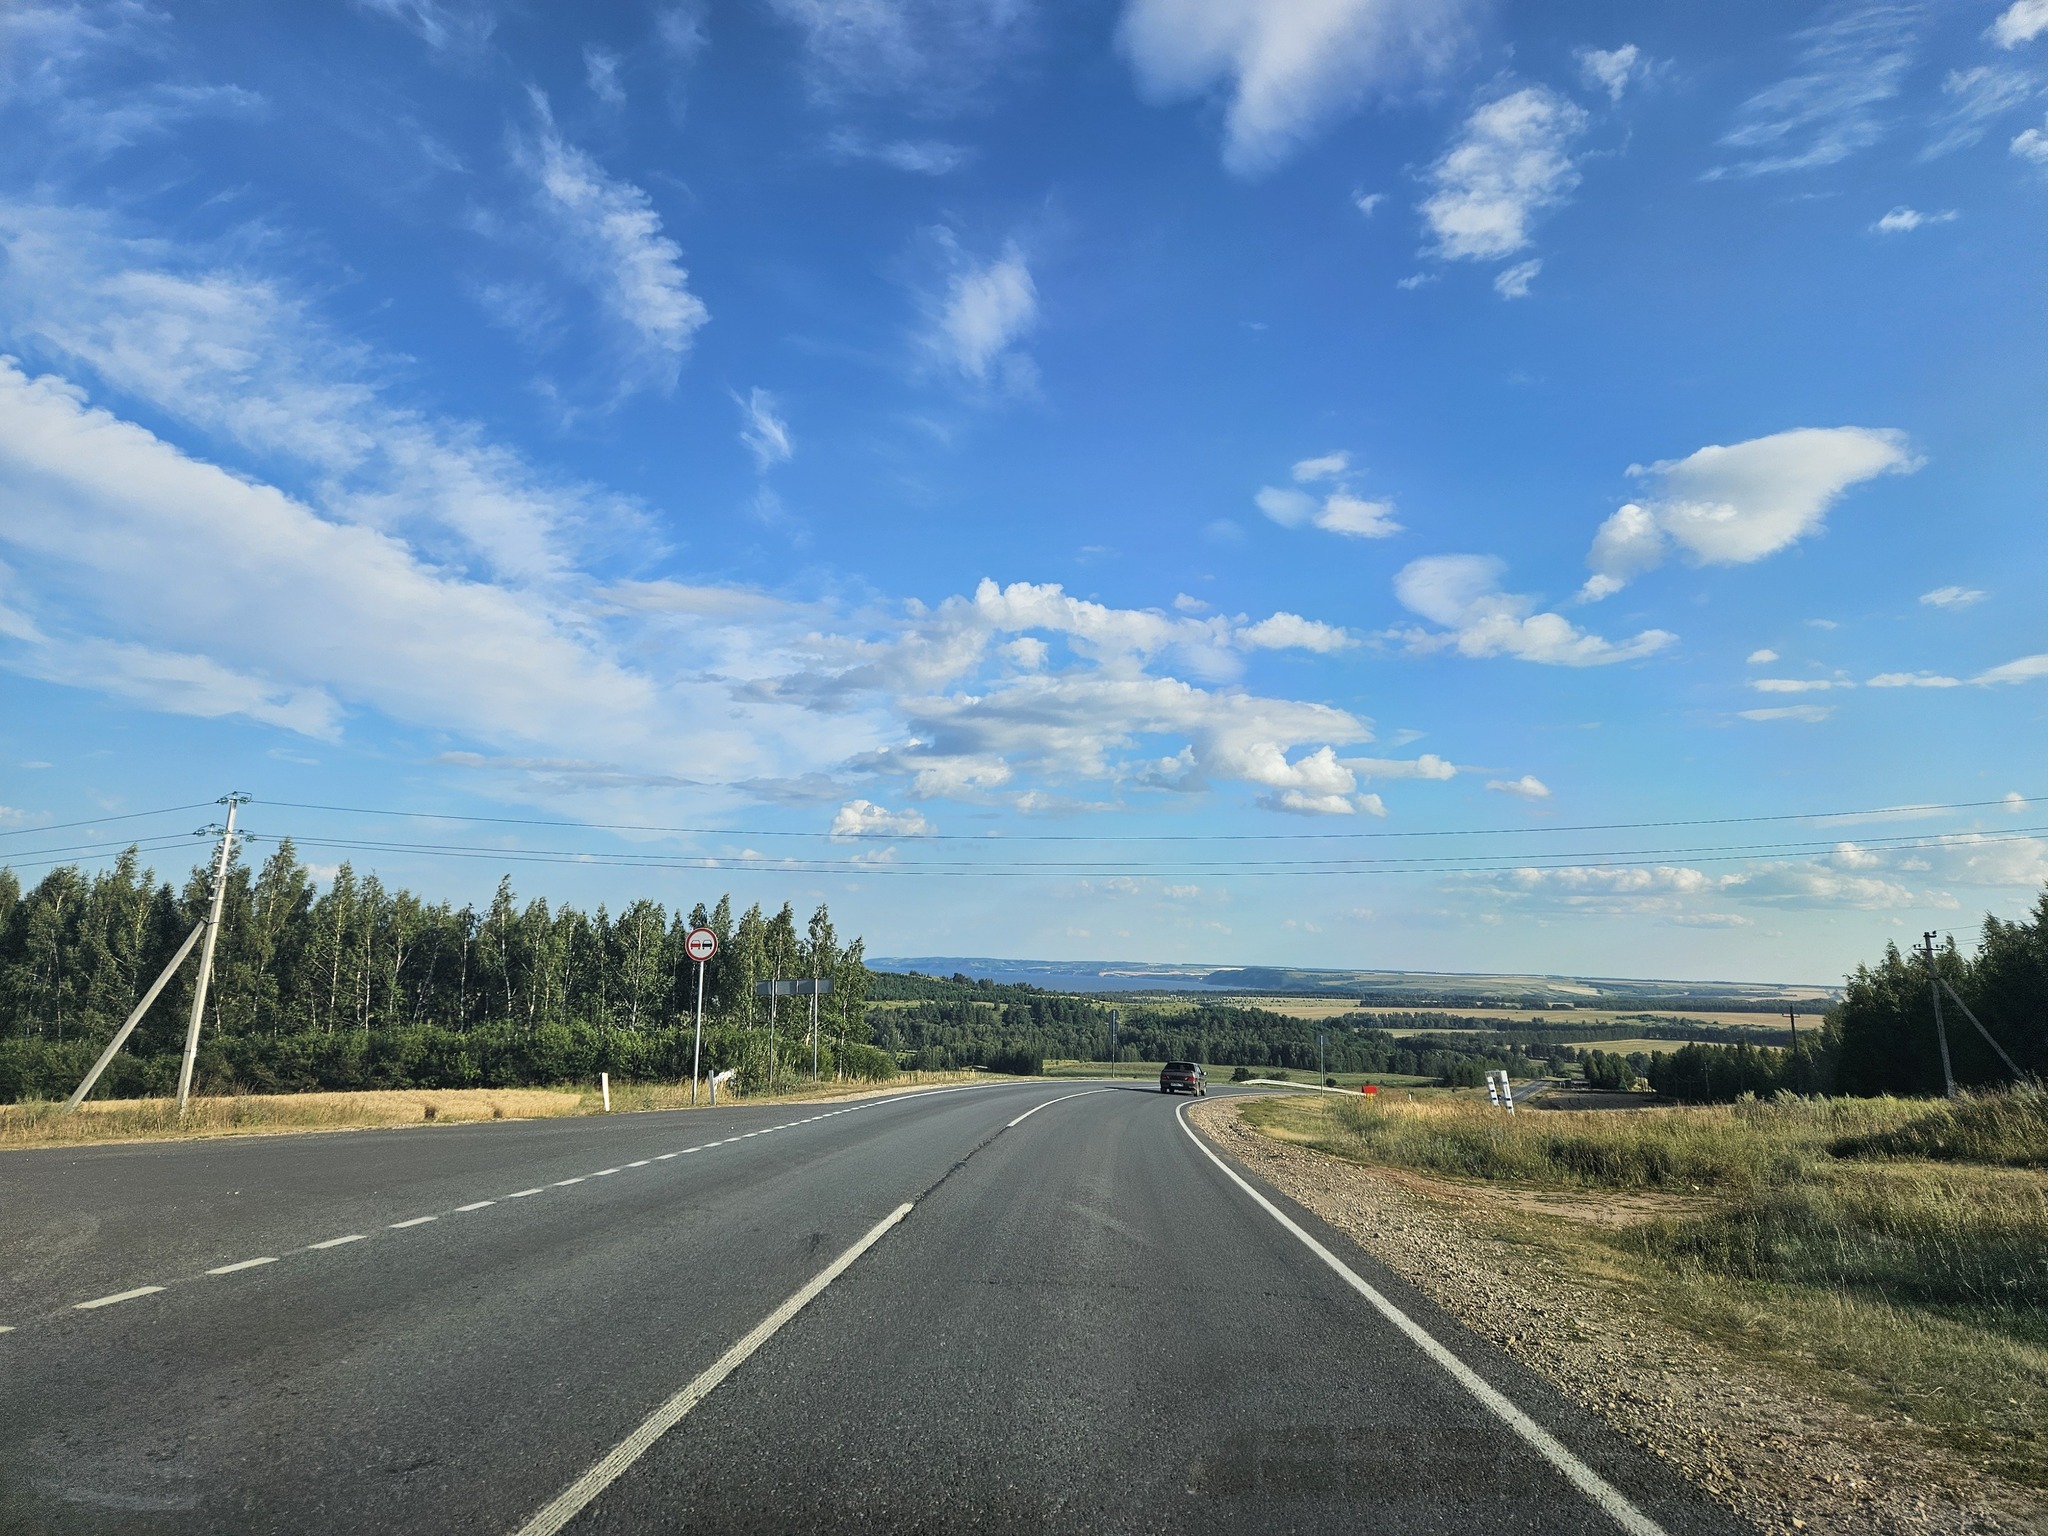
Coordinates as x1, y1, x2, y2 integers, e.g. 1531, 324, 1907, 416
685, 927, 718, 963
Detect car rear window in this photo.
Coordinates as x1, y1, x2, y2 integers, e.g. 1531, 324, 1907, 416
1165, 1062, 1196, 1072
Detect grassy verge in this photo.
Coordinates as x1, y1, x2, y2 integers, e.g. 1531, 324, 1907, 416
0, 1070, 993, 1151
1239, 1087, 2048, 1489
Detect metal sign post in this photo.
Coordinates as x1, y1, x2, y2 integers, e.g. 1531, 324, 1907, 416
685, 927, 718, 1104
755, 978, 807, 1091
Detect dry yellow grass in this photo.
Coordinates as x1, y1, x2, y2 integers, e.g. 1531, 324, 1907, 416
1239, 1090, 2048, 1489
0, 1070, 993, 1151
0, 1088, 587, 1149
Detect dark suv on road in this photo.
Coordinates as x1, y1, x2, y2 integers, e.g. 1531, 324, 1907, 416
1159, 1061, 1206, 1096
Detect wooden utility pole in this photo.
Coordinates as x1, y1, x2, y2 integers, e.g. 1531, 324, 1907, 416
177, 795, 247, 1115
1923, 932, 1956, 1100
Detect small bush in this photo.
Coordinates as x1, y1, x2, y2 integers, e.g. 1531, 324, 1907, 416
1231, 1065, 1255, 1082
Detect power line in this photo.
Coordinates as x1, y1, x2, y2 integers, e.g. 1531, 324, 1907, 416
0, 803, 217, 840
257, 791, 2039, 845
266, 826, 2048, 880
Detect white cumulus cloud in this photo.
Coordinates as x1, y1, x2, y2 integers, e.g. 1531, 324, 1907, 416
1872, 206, 1957, 233
924, 238, 1038, 389
1486, 774, 1550, 800
1580, 427, 1917, 600
1576, 44, 1640, 102
1975, 653, 2048, 686
1420, 86, 1589, 263
829, 799, 934, 840
1991, 0, 2048, 47
1236, 612, 1356, 653
1393, 555, 1674, 667
1920, 584, 1985, 608
1256, 452, 1400, 539
1117, 0, 1472, 174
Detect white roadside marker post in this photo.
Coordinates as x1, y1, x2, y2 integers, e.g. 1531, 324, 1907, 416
600, 1072, 611, 1112
685, 927, 719, 1105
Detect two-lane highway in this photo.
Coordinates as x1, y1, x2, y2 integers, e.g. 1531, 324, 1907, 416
1, 1083, 1747, 1534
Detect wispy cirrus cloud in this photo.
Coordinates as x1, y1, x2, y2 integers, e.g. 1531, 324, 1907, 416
1712, 1, 1922, 177
767, 0, 1031, 111
512, 95, 710, 396
737, 388, 795, 470
1118, 0, 1473, 174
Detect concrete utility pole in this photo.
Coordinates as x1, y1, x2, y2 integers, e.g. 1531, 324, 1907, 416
177, 794, 247, 1117
1786, 1008, 1798, 1048
1923, 932, 1957, 1101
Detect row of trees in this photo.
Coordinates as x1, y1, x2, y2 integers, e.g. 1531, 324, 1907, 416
0, 843, 872, 1099
1641, 890, 2046, 1102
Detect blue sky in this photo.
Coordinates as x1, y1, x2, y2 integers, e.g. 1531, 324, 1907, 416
2, 0, 2045, 982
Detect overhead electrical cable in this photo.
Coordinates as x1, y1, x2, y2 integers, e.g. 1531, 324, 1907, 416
265, 826, 2048, 879
0, 803, 218, 840
256, 792, 2038, 844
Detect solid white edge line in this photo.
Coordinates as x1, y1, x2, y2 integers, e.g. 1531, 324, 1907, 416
308, 1235, 366, 1250
626, 1160, 650, 1168
457, 1200, 497, 1212
207, 1256, 278, 1275
389, 1216, 437, 1229
512, 1201, 915, 1536
1007, 1088, 1116, 1128
1174, 1102, 1667, 1536
0, 1324, 13, 1333
74, 1285, 166, 1310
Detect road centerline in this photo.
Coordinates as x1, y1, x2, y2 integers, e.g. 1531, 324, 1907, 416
1006, 1088, 1115, 1128
73, 1285, 165, 1310
206, 1256, 278, 1275
510, 1201, 916, 1536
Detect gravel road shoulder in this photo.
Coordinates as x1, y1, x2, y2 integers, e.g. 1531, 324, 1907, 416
1190, 1096, 2041, 1536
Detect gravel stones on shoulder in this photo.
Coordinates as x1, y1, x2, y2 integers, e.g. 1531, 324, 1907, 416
1188, 1098, 2035, 1536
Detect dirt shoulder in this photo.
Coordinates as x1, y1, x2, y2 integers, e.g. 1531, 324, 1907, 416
1189, 1096, 2039, 1536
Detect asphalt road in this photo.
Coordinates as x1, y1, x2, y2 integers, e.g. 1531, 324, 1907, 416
0, 1082, 1749, 1535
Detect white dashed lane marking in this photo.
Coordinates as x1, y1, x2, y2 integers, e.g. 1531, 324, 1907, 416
75, 1286, 165, 1310
207, 1257, 278, 1276
14, 1080, 1019, 1340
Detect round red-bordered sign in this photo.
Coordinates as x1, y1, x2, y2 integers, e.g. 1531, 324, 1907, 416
685, 927, 718, 963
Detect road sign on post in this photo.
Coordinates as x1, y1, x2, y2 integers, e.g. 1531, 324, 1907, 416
686, 927, 718, 1105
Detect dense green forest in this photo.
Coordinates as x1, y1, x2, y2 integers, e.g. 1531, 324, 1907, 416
7, 842, 2036, 1104
0, 841, 877, 1101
